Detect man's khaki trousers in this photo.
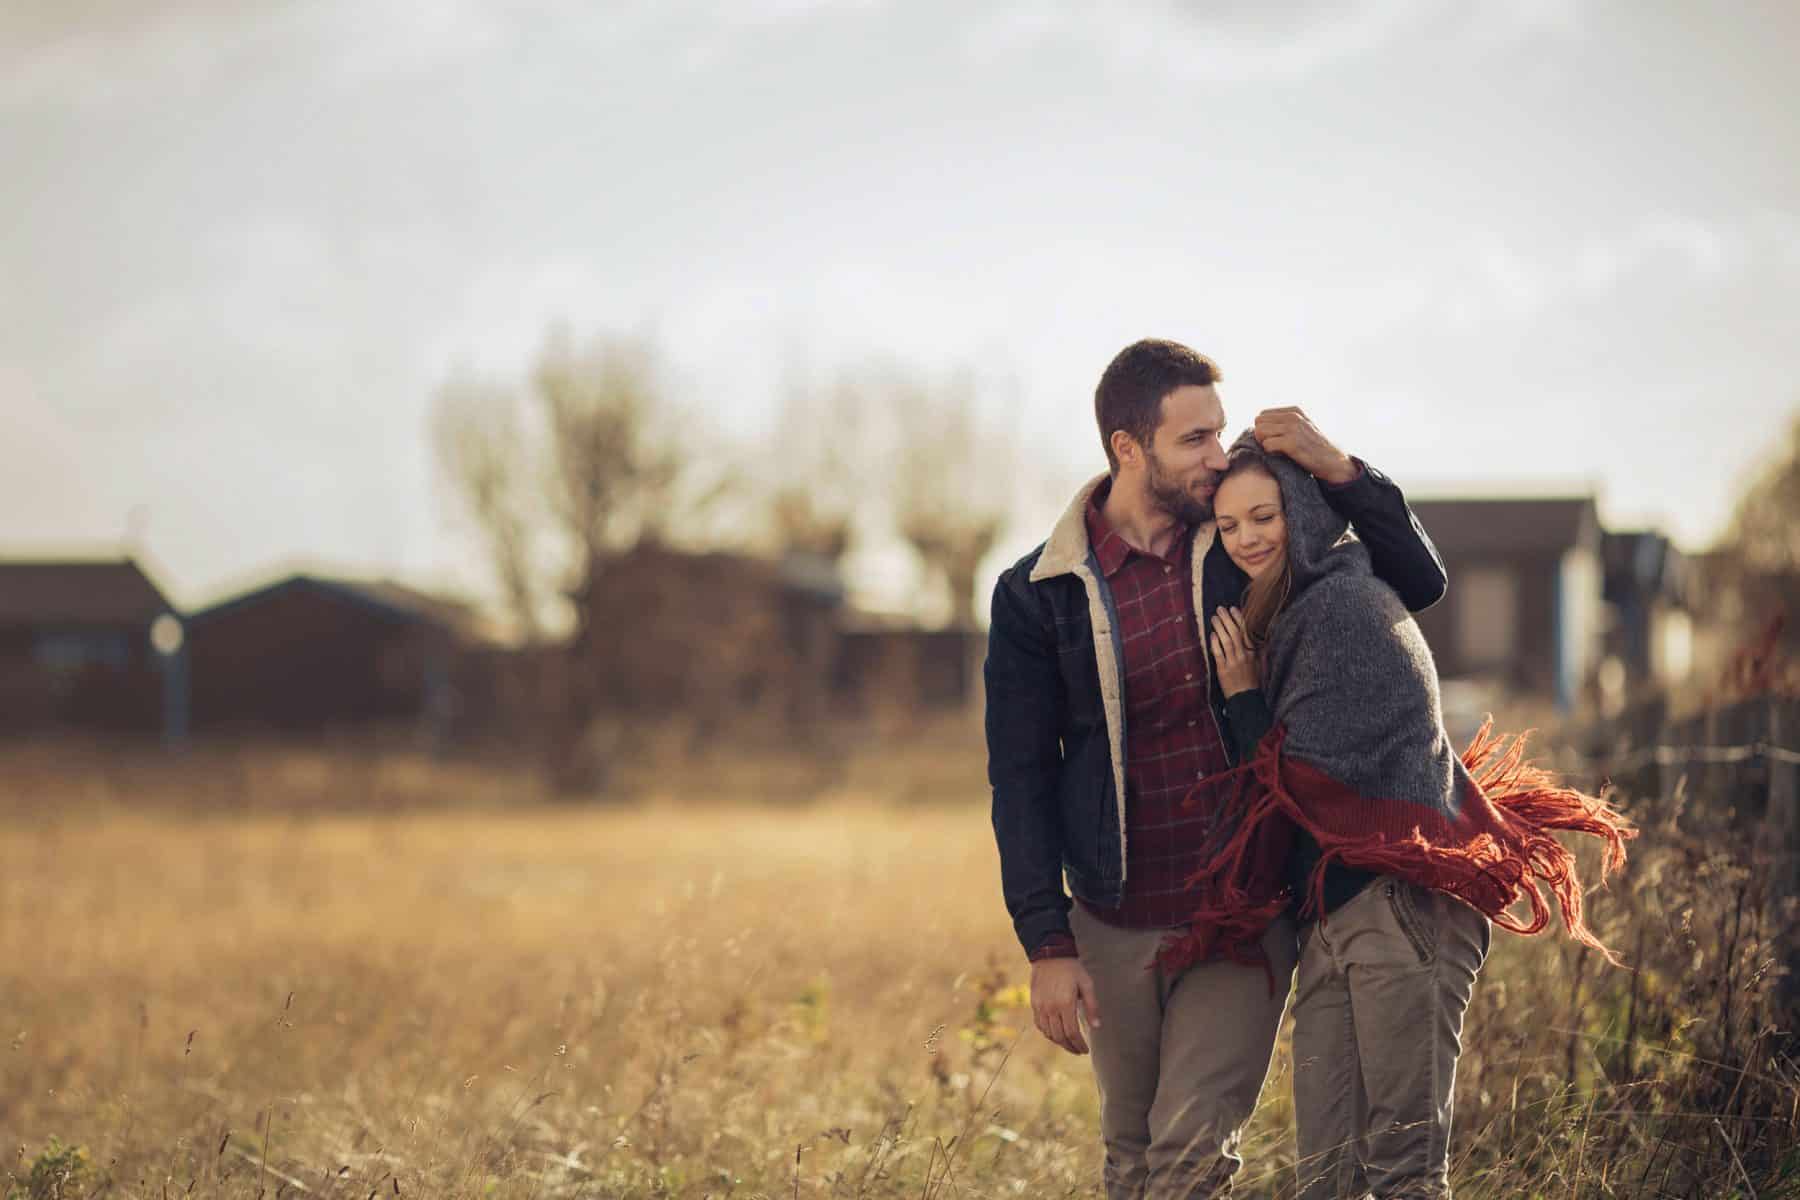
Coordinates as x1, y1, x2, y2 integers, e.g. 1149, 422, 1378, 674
1070, 903, 1299, 1199
1290, 877, 1490, 1200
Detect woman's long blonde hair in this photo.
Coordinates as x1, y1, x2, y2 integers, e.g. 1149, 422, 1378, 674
1219, 447, 1293, 660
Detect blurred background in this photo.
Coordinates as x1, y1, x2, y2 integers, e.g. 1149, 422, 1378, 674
3, 1, 1796, 796
4, 5, 1800, 1197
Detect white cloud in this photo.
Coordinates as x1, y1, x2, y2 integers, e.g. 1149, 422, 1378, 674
0, 3, 326, 110
0, 1, 589, 110
1330, 211, 1800, 550
1346, 213, 1775, 339
0, 0, 1578, 109
668, 0, 890, 72
959, 0, 1586, 85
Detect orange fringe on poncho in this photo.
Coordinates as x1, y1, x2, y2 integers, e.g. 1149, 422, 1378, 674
1155, 721, 1635, 978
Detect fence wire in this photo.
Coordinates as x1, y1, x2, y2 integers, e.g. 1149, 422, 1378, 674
1593, 741, 1800, 770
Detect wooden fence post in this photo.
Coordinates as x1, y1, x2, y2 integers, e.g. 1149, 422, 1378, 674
1765, 701, 1800, 1018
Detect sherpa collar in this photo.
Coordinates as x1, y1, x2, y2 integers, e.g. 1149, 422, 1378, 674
1030, 474, 1109, 582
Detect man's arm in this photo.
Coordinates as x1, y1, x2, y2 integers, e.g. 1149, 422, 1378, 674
984, 567, 1075, 960
1253, 407, 1447, 613
1316, 458, 1446, 613
985, 574, 1105, 1055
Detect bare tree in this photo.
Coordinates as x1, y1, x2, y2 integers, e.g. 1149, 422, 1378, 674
765, 367, 868, 565
1720, 410, 1800, 575
432, 327, 730, 787
535, 330, 705, 567
431, 375, 542, 643
1706, 408, 1800, 684
885, 367, 1014, 629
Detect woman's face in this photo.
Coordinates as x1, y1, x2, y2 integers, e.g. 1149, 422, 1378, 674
1214, 467, 1287, 580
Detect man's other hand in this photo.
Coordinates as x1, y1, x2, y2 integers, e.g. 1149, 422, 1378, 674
1031, 956, 1102, 1055
1253, 407, 1358, 485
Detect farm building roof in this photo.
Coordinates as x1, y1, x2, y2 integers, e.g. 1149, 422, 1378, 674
0, 557, 175, 628
187, 572, 498, 642
1407, 496, 1599, 557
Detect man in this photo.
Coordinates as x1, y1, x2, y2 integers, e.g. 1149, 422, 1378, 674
984, 339, 1446, 1197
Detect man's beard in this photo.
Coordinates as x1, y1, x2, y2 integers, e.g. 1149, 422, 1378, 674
1145, 447, 1216, 524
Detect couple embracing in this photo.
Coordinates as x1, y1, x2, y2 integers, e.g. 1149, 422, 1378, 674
984, 339, 1631, 1198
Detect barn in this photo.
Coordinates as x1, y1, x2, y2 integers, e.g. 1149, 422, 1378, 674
0, 557, 187, 741
1407, 496, 1606, 711
184, 572, 490, 743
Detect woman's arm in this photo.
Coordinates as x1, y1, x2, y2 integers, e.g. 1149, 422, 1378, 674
1210, 606, 1274, 762
1224, 688, 1275, 763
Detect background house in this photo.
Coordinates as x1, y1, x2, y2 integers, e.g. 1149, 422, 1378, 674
0, 557, 187, 741
1409, 496, 1606, 711
832, 615, 984, 718
1600, 529, 1695, 707
184, 573, 493, 744
570, 545, 846, 733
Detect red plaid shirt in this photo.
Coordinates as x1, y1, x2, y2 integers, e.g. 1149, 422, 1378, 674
1031, 481, 1235, 960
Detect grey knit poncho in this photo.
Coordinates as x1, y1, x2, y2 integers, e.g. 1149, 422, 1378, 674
1158, 438, 1633, 974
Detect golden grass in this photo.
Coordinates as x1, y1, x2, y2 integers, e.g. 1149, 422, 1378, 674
2, 752, 1797, 1197
1, 800, 1101, 1198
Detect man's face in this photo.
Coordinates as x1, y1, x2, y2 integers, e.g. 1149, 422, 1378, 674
1141, 383, 1229, 524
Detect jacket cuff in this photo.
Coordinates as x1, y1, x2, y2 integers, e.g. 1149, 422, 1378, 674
1320, 455, 1368, 492
1028, 932, 1080, 961
1316, 456, 1392, 519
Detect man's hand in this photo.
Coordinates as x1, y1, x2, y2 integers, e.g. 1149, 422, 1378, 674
1031, 957, 1102, 1055
1209, 606, 1259, 698
1253, 407, 1358, 485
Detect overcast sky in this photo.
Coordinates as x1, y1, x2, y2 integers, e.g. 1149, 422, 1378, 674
4, 0, 1796, 613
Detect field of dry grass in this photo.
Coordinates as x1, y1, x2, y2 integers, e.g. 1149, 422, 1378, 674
2, 739, 1798, 1198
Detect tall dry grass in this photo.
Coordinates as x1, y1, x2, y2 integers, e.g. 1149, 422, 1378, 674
1, 738, 1797, 1198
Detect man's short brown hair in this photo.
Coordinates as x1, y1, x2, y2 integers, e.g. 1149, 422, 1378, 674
1094, 339, 1222, 472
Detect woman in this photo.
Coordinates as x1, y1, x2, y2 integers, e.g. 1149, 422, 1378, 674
1177, 436, 1632, 1200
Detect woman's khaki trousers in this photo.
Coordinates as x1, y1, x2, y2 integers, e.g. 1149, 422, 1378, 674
1290, 878, 1490, 1200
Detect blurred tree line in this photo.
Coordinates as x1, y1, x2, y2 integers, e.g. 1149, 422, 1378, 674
430, 326, 1027, 789
1705, 408, 1800, 700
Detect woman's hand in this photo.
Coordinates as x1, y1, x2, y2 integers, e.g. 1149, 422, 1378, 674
1209, 606, 1259, 698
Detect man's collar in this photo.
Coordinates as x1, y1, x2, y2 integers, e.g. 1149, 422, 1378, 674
1084, 480, 1133, 577
1030, 474, 1110, 582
